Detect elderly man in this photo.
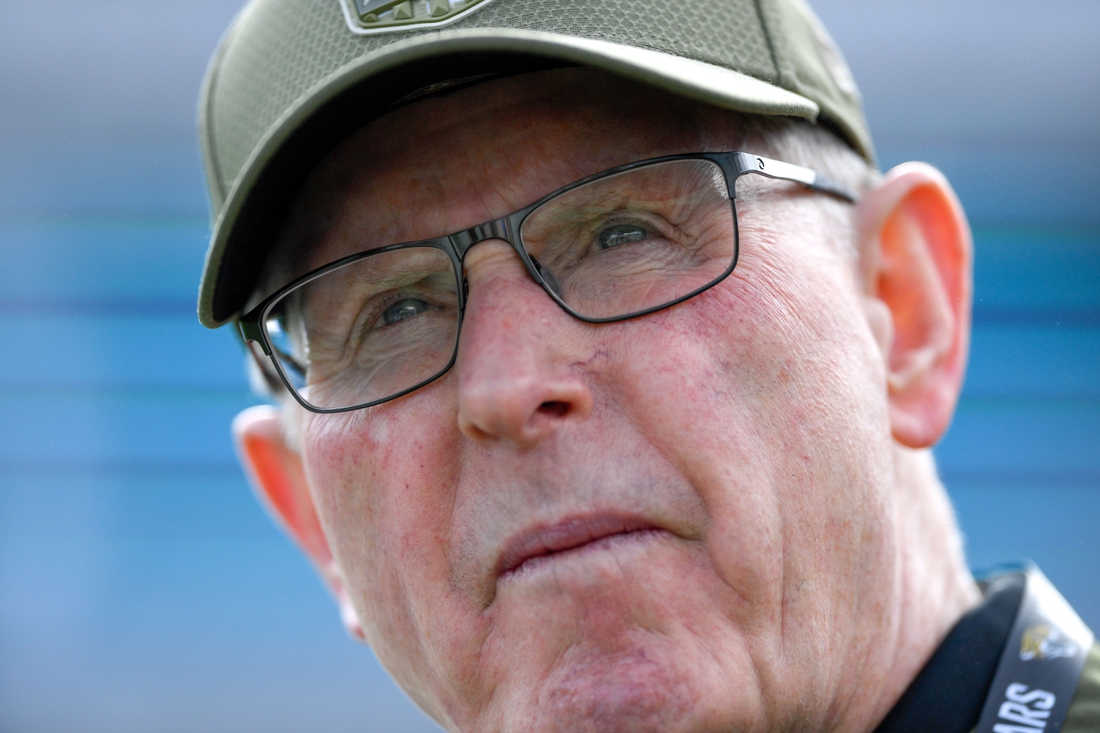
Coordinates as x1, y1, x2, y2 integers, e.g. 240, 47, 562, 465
195, 0, 1098, 730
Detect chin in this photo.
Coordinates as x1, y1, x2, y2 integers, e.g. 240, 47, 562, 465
518, 648, 700, 733
480, 630, 755, 733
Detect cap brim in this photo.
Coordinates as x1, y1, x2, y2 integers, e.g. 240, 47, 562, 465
199, 28, 822, 327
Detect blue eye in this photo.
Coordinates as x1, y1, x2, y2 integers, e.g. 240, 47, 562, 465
382, 298, 432, 325
598, 224, 649, 249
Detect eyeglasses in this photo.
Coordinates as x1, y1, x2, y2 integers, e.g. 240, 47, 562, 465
239, 152, 857, 413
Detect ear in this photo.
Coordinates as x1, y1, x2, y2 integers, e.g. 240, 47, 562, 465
233, 405, 366, 641
856, 163, 972, 448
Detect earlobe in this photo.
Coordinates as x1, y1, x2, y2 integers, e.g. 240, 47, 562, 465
857, 163, 972, 448
233, 405, 366, 641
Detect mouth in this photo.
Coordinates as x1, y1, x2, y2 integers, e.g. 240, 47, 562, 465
496, 514, 663, 583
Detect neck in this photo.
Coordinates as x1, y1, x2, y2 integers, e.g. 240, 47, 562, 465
870, 446, 981, 729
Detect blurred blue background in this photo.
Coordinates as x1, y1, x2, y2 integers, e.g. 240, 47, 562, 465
0, 1, 1097, 730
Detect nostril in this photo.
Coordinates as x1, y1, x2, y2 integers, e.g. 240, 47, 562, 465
538, 401, 570, 418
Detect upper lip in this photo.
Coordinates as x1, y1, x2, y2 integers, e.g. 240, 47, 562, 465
495, 513, 659, 580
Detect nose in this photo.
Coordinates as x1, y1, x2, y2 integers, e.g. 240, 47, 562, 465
455, 240, 594, 449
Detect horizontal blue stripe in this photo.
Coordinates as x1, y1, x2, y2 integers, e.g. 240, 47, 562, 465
0, 144, 210, 218
951, 481, 1100, 632
4, 220, 1097, 308
935, 399, 1100, 476
0, 297, 196, 316
0, 390, 256, 465
876, 147, 1100, 227
0, 217, 209, 303
0, 311, 245, 388
2, 312, 1096, 397
3, 143, 1098, 226
971, 225, 1100, 311
965, 323, 1100, 398
0, 475, 269, 541
0, 390, 1096, 478
4, 297, 1099, 328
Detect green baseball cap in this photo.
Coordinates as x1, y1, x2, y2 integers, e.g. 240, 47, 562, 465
197, 0, 874, 328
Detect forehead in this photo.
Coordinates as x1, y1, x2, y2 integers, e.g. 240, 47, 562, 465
272, 68, 758, 277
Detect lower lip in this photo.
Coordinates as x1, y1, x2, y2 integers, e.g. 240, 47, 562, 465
499, 528, 666, 583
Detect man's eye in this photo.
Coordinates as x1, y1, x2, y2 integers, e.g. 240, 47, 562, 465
382, 297, 433, 325
597, 223, 649, 249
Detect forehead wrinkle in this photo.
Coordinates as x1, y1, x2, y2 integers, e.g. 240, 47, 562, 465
379, 92, 705, 214
281, 69, 757, 277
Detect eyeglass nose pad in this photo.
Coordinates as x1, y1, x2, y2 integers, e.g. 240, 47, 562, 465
529, 256, 563, 299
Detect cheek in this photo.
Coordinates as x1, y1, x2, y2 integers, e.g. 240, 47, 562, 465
298, 396, 466, 682
725, 234, 891, 504
606, 226, 893, 617
722, 233, 894, 590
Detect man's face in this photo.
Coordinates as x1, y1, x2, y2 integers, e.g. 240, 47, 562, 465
280, 69, 902, 733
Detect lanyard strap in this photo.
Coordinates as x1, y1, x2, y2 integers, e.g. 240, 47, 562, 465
975, 565, 1094, 733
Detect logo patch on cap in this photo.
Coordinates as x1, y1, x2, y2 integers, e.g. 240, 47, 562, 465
339, 0, 496, 34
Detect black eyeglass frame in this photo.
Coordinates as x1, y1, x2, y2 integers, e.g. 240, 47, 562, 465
239, 151, 859, 414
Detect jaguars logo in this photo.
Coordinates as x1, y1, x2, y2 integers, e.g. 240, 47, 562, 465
1020, 623, 1079, 661
340, 0, 497, 34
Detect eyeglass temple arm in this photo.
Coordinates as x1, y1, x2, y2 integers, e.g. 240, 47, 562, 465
733, 153, 860, 203
239, 317, 271, 353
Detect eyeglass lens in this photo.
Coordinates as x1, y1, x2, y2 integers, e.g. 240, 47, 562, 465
263, 158, 736, 410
